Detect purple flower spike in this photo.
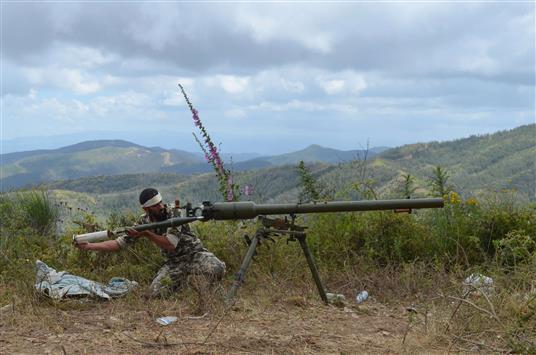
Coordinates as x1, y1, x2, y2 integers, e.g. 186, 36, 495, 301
243, 185, 253, 196
180, 83, 240, 202
192, 110, 201, 127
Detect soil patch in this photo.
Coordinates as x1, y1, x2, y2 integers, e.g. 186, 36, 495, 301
0, 296, 439, 354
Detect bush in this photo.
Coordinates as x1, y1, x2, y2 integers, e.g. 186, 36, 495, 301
306, 211, 433, 268
494, 230, 536, 267
0, 190, 59, 236
424, 193, 487, 266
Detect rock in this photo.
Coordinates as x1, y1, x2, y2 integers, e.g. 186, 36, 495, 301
463, 273, 494, 296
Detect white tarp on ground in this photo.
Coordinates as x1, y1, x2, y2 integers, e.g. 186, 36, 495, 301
35, 260, 138, 299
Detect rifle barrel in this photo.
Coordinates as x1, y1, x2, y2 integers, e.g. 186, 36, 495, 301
131, 216, 203, 232
204, 198, 444, 220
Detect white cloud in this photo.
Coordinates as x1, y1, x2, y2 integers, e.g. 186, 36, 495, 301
280, 78, 305, 94
28, 88, 37, 100
5, 94, 88, 123
23, 67, 102, 94
52, 44, 117, 68
63, 70, 102, 94
40, 98, 72, 121
224, 108, 247, 118
91, 91, 150, 113
301, 33, 333, 54
321, 79, 345, 95
349, 76, 367, 93
248, 100, 356, 114
162, 92, 183, 107
205, 75, 250, 94
220, 76, 250, 94
317, 71, 367, 95
102, 75, 123, 86
234, 5, 334, 54
73, 99, 90, 113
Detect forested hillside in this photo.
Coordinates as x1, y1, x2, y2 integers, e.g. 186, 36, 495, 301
378, 124, 535, 197
34, 125, 534, 221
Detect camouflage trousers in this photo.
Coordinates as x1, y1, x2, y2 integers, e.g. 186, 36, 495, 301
149, 251, 226, 297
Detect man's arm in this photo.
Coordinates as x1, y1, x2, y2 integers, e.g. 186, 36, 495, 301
126, 229, 176, 251
75, 240, 122, 252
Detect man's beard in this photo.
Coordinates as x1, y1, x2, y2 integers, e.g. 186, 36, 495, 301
149, 208, 168, 222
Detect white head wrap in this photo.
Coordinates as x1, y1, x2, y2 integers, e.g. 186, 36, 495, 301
142, 192, 162, 208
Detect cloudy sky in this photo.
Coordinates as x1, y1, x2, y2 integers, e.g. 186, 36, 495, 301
1, 2, 534, 154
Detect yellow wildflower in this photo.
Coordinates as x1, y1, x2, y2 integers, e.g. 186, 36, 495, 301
448, 191, 462, 204
465, 197, 479, 206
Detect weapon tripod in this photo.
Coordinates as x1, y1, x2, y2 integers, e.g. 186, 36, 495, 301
226, 215, 328, 304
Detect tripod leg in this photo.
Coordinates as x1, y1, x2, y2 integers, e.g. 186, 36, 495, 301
225, 232, 260, 304
297, 234, 328, 304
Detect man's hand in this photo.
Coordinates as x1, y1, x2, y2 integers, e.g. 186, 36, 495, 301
126, 228, 150, 238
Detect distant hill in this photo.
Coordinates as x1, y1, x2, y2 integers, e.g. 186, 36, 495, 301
0, 140, 202, 190
160, 144, 379, 174
1, 140, 385, 190
376, 124, 536, 198
2, 140, 147, 165
252, 144, 379, 166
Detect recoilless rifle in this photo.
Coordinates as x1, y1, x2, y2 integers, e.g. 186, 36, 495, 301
73, 198, 444, 303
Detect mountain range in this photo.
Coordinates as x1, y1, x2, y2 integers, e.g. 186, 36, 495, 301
0, 141, 385, 191
1, 125, 534, 218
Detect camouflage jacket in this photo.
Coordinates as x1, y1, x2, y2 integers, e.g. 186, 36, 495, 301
115, 204, 207, 262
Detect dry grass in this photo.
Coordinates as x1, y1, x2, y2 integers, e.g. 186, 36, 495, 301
1, 280, 407, 354
2, 265, 535, 354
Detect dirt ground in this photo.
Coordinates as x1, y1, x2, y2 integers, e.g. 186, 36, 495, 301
0, 294, 442, 354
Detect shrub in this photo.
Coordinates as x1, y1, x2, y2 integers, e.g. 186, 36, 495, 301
306, 211, 433, 268
424, 194, 487, 266
15, 190, 59, 235
473, 192, 536, 257
494, 230, 536, 267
